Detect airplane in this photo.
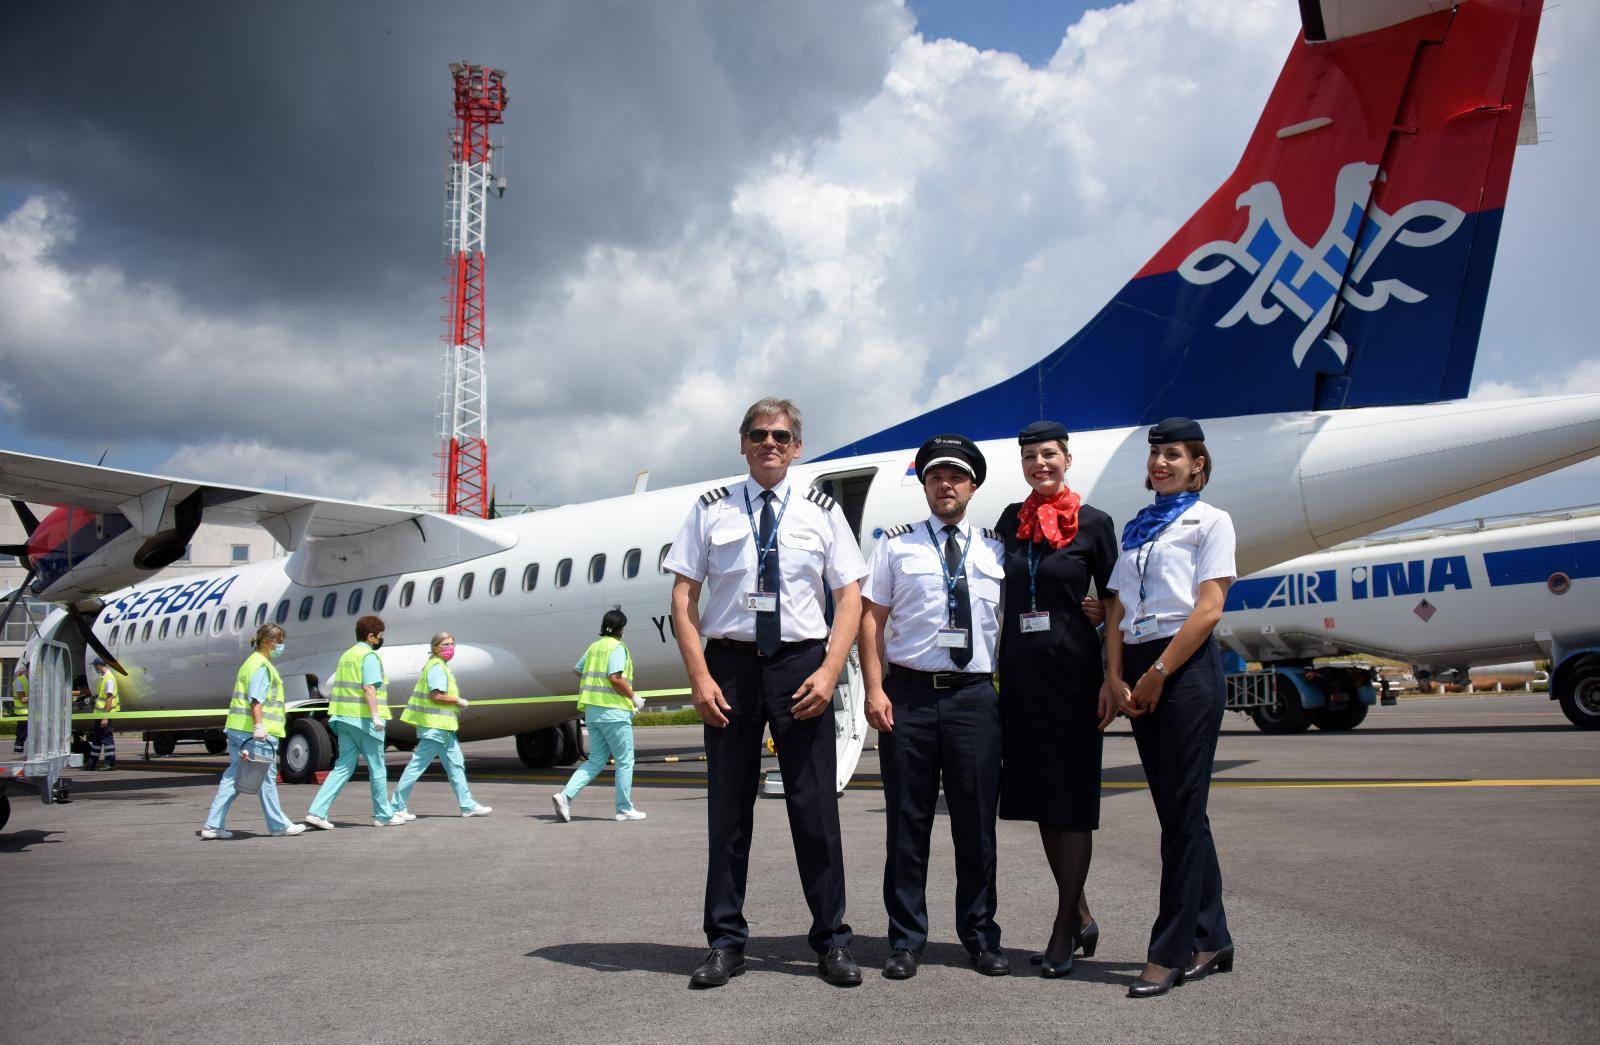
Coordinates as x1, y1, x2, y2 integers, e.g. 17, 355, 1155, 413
2, 0, 1595, 791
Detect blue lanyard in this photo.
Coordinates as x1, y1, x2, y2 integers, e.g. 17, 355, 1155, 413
743, 486, 791, 592
925, 522, 973, 627
1026, 541, 1044, 612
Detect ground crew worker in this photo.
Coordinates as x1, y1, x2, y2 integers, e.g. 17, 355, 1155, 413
860, 434, 1010, 980
304, 615, 403, 829
665, 396, 868, 990
200, 624, 306, 839
390, 632, 491, 820
10, 660, 26, 754
86, 658, 119, 771
552, 608, 647, 823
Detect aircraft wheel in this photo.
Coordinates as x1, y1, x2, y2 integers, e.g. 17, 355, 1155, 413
1312, 703, 1368, 731
387, 737, 417, 752
0, 793, 10, 833
557, 719, 584, 766
515, 727, 560, 769
1250, 674, 1309, 734
203, 732, 227, 755
1557, 662, 1600, 730
152, 733, 178, 758
281, 718, 333, 784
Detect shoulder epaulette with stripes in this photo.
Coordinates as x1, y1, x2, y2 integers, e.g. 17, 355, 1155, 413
882, 522, 914, 537
980, 527, 1000, 541
698, 485, 730, 507
804, 488, 837, 512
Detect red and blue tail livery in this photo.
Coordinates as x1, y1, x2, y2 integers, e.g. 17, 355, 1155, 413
824, 0, 1543, 458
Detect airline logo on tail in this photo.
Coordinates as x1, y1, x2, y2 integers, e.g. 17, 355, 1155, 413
1177, 162, 1465, 367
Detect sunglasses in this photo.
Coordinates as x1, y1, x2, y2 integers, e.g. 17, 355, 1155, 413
744, 427, 794, 445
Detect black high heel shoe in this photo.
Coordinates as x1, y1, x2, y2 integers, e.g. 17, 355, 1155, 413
1126, 966, 1184, 999
1030, 919, 1099, 965
1182, 945, 1235, 981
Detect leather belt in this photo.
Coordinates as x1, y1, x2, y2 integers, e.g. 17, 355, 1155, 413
889, 666, 992, 691
710, 636, 825, 658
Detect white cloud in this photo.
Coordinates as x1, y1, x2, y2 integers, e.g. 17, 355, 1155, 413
1470, 357, 1600, 401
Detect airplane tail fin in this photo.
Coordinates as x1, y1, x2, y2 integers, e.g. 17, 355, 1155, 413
825, 0, 1543, 458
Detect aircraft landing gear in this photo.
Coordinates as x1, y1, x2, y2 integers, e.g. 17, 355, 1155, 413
515, 727, 562, 769
281, 718, 333, 784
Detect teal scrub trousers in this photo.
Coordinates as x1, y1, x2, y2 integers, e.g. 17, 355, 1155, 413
392, 728, 477, 812
307, 719, 394, 821
561, 706, 637, 813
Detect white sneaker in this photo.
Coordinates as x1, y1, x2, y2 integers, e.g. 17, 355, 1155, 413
461, 804, 493, 818
374, 815, 405, 827
198, 826, 233, 840
615, 809, 647, 822
304, 814, 335, 831
272, 823, 308, 837
551, 793, 572, 822
393, 809, 417, 823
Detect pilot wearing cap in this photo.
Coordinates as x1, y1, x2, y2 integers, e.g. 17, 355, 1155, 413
860, 433, 1010, 980
665, 396, 868, 990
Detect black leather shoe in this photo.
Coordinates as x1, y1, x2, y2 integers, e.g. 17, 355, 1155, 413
882, 948, 920, 980
1183, 945, 1235, 981
1126, 966, 1184, 998
818, 947, 862, 987
688, 948, 745, 989
1040, 950, 1074, 978
1030, 919, 1099, 964
972, 949, 1011, 976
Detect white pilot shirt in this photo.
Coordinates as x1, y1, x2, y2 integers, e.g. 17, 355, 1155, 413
862, 515, 1005, 674
1107, 499, 1236, 644
664, 474, 868, 643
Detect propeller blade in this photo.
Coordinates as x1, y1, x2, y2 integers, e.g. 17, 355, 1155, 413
0, 568, 33, 631
11, 499, 39, 535
0, 543, 32, 558
67, 605, 127, 677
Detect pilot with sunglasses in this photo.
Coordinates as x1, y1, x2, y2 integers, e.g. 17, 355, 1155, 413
666, 396, 868, 990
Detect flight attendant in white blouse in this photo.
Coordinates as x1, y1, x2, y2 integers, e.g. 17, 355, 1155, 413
1104, 417, 1236, 999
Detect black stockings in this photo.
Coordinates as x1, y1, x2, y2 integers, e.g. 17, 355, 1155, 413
1039, 825, 1093, 961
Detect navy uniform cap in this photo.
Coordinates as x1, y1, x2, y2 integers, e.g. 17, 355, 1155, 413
916, 434, 987, 486
1017, 420, 1069, 446
1148, 416, 1205, 444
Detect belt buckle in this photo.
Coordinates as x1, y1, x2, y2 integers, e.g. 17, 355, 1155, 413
931, 672, 952, 690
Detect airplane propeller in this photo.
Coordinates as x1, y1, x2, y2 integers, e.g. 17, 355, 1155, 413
1, 498, 127, 676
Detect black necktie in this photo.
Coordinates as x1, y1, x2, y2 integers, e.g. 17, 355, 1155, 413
943, 524, 972, 668
757, 490, 781, 655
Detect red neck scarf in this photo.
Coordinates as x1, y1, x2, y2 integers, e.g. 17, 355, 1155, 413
1015, 486, 1082, 549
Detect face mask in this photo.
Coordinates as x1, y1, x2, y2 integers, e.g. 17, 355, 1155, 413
270, 644, 285, 659
438, 647, 455, 662
370, 638, 384, 650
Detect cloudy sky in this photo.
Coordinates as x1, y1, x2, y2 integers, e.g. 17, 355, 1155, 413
1, 0, 1595, 520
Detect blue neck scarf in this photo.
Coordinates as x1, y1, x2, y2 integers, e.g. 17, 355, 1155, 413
1120, 491, 1199, 551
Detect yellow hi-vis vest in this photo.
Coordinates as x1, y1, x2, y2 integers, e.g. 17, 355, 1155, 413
328, 643, 389, 719
401, 656, 459, 732
576, 636, 634, 712
94, 672, 120, 714
226, 652, 286, 737
13, 673, 26, 719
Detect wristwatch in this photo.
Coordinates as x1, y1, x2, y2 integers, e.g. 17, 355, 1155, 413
1152, 660, 1169, 678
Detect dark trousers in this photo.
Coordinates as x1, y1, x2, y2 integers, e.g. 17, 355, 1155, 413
87, 721, 116, 769
1126, 638, 1231, 968
703, 639, 851, 955
11, 721, 25, 754
880, 671, 1001, 955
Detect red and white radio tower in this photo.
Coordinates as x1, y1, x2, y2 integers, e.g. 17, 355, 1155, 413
437, 62, 507, 517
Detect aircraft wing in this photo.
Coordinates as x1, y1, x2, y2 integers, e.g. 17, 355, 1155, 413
0, 448, 423, 550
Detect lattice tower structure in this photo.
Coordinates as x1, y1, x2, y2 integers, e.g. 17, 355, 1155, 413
437, 62, 507, 517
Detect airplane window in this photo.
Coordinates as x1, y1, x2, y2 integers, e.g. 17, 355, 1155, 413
347, 589, 362, 616
522, 564, 538, 591
555, 559, 572, 588
275, 600, 290, 625
459, 573, 474, 601
108, 628, 117, 646
428, 577, 443, 604
159, 619, 171, 640
489, 568, 505, 596
176, 617, 188, 638
623, 548, 641, 579
298, 596, 313, 622
322, 593, 338, 618
233, 606, 247, 631
588, 554, 606, 584
658, 543, 673, 574
399, 581, 414, 609
373, 584, 389, 612
254, 604, 267, 627
142, 621, 153, 641
213, 610, 226, 635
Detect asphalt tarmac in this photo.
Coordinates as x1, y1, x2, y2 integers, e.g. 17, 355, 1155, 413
2, 692, 1596, 1044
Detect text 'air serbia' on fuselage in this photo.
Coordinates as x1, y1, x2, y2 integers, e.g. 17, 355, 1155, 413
5, 0, 1599, 766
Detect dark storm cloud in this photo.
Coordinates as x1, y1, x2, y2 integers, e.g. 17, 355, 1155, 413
0, 0, 909, 312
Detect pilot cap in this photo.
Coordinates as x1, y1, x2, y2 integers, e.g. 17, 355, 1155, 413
1018, 420, 1069, 446
916, 434, 986, 486
92, 657, 106, 667
1148, 416, 1206, 444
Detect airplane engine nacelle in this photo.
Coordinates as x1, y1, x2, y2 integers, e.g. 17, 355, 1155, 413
28, 492, 204, 606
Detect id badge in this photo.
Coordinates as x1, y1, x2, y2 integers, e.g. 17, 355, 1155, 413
745, 591, 778, 613
1130, 615, 1158, 640
936, 627, 970, 649
1019, 611, 1050, 634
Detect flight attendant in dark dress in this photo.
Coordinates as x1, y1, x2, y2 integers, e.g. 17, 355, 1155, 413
995, 420, 1118, 978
